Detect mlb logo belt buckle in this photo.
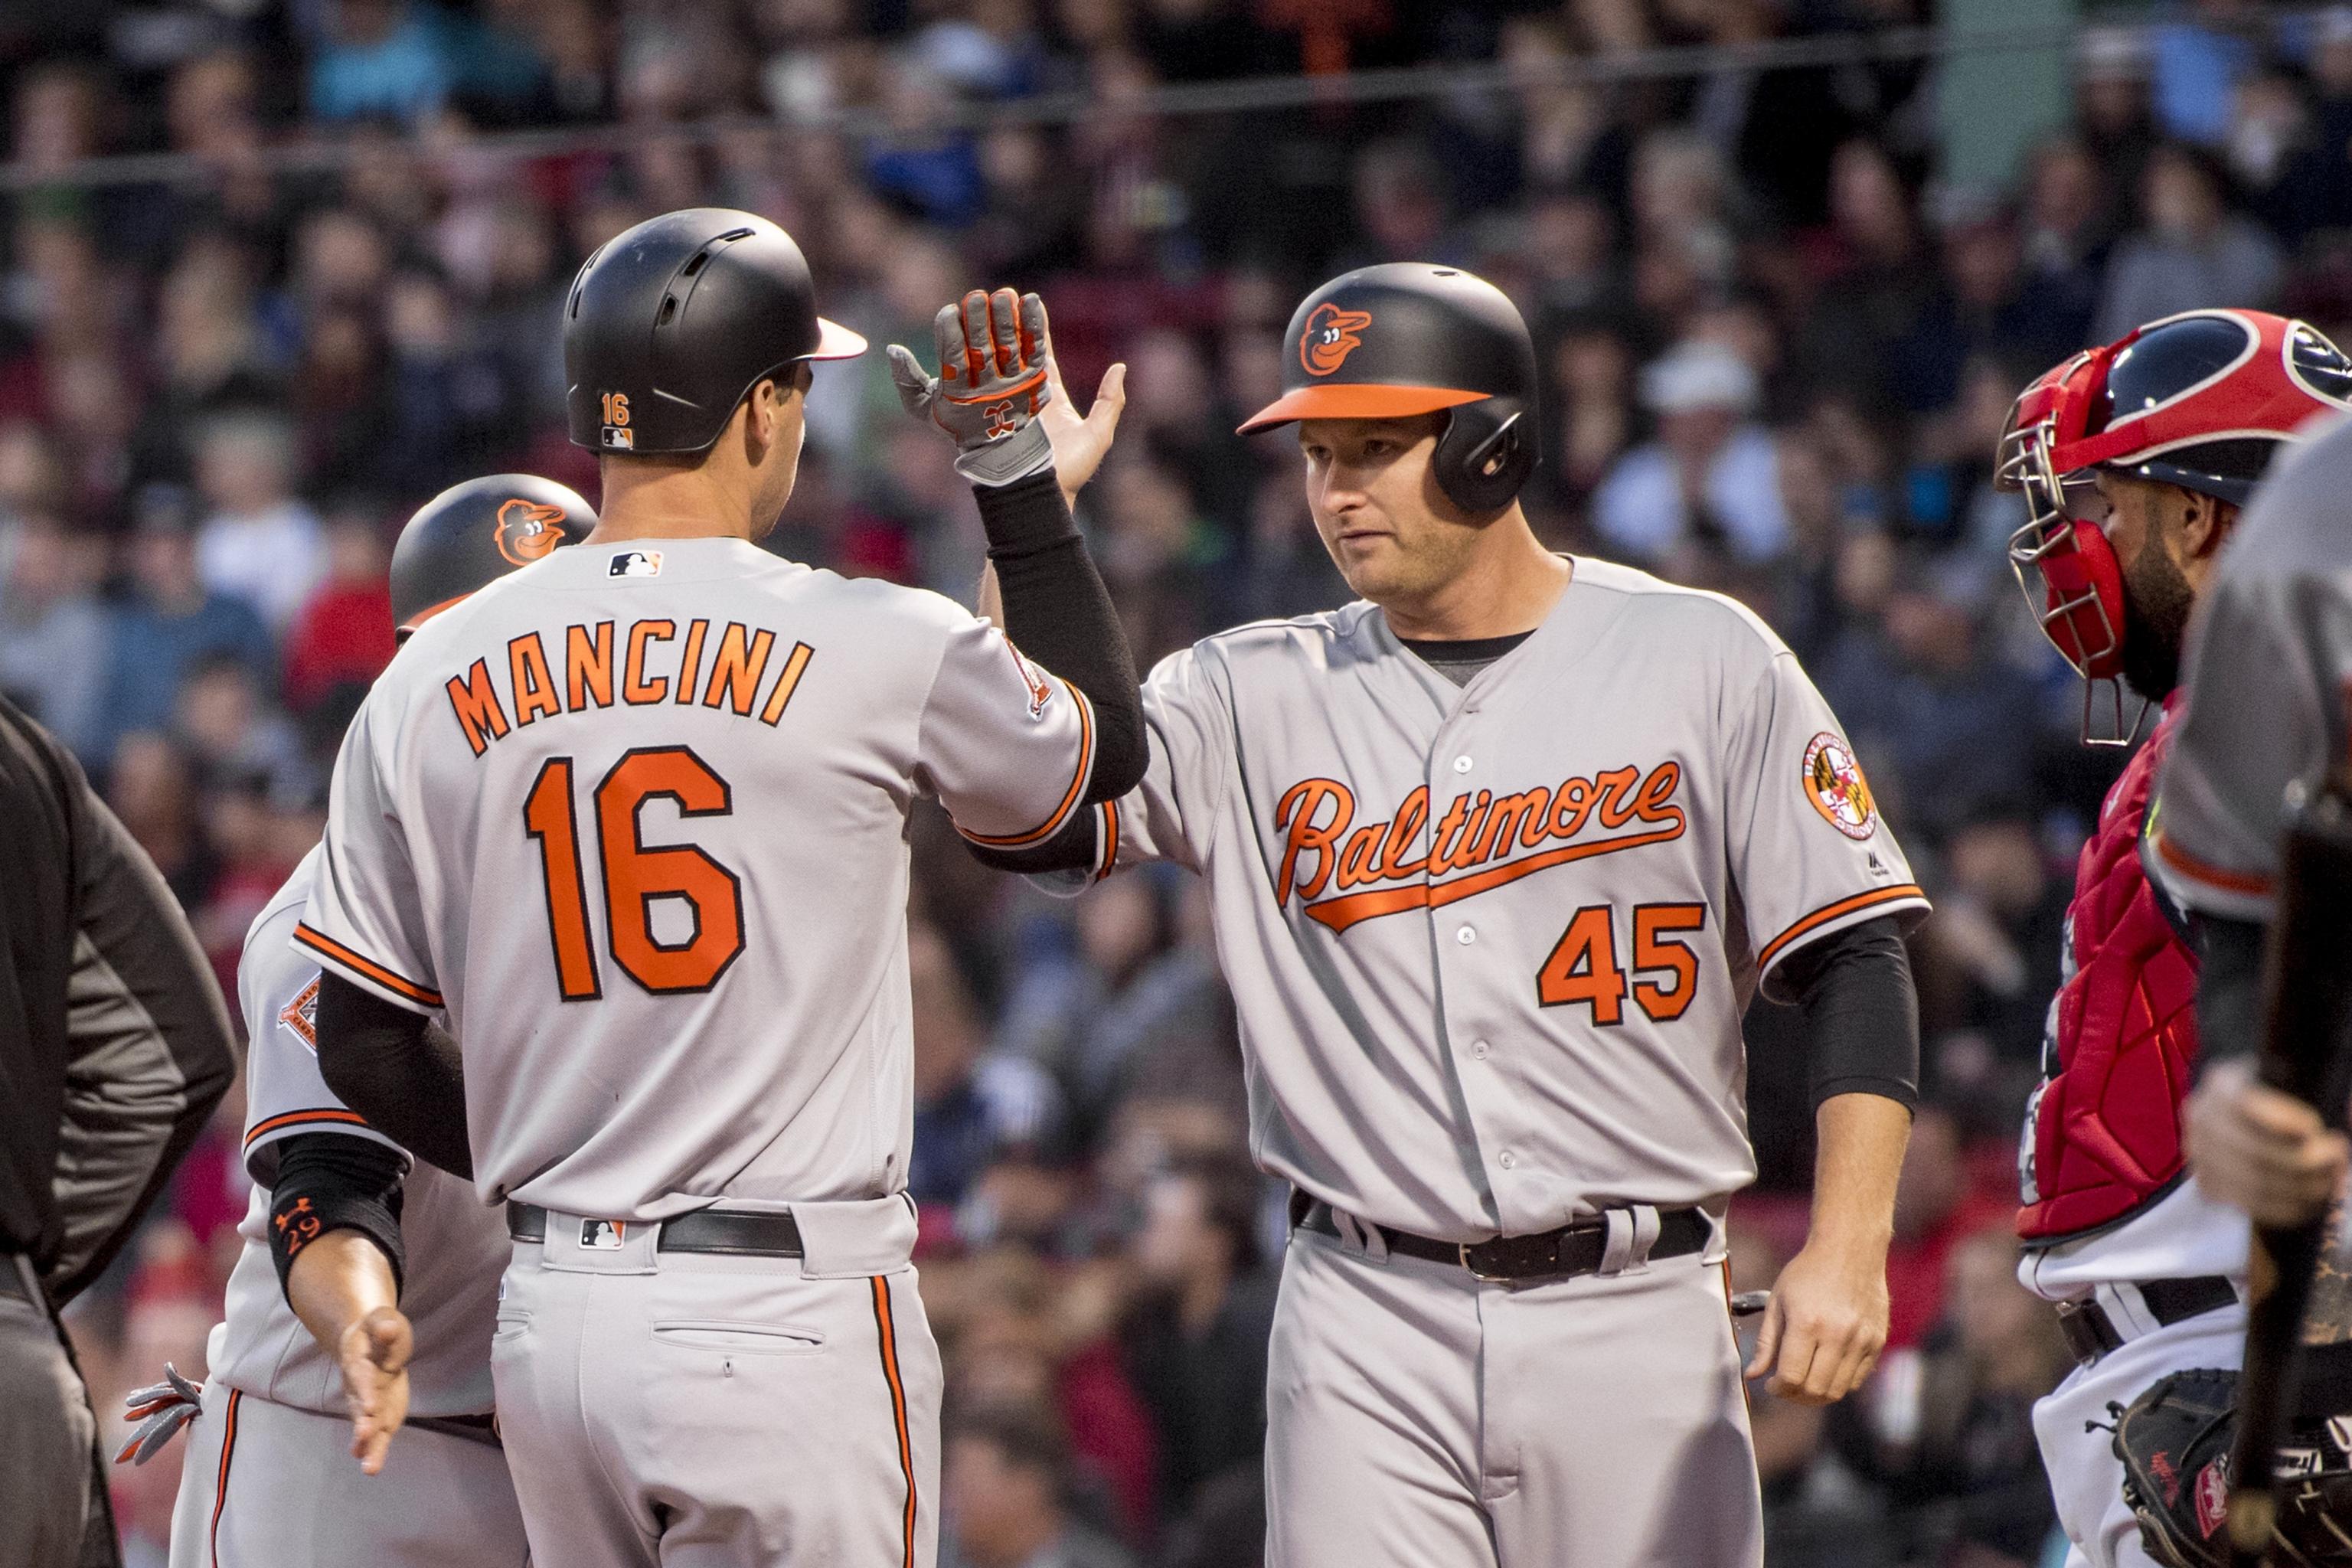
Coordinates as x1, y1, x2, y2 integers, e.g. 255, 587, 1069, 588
580, 1218, 629, 1250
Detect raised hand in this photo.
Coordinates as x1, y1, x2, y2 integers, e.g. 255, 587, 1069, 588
889, 289, 1125, 498
1029, 296, 1126, 503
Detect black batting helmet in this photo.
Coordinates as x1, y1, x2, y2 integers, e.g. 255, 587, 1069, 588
1239, 263, 1539, 513
390, 474, 596, 638
563, 207, 867, 456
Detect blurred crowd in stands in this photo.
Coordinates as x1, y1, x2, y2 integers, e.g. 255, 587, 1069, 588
5, 0, 2341, 1563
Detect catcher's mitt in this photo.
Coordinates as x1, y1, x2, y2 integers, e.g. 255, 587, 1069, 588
2115, 1366, 2352, 1566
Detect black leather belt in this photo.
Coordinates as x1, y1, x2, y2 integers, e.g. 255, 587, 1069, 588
410, 1412, 501, 1449
506, 1202, 804, 1257
1295, 1198, 1709, 1282
2055, 1276, 2238, 1367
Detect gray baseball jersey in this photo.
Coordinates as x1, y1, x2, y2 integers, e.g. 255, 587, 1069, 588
2154, 414, 2352, 923
1091, 558, 1926, 1240
206, 848, 505, 1421
297, 537, 1097, 1221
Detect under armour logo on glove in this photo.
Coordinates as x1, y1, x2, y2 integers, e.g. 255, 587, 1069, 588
887, 289, 1057, 487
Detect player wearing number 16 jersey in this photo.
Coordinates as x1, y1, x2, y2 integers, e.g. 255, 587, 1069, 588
979, 265, 1929, 1568
298, 213, 1139, 1568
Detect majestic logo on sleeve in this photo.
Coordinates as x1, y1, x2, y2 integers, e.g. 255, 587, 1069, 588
495, 498, 570, 566
1300, 303, 1373, 376
277, 975, 320, 1054
1276, 761, 1687, 933
1802, 733, 1878, 841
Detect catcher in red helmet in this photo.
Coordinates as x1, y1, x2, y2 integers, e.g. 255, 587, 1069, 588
1998, 309, 2352, 1568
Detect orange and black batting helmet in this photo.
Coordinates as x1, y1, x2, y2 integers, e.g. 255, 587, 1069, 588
389, 474, 596, 639
564, 207, 866, 456
1239, 263, 1539, 513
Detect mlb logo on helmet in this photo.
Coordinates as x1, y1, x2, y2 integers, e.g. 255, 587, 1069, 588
602, 426, 635, 450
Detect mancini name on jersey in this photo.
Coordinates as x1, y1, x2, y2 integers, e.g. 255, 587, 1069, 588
442, 616, 818, 757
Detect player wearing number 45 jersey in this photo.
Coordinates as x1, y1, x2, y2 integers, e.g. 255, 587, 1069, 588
296, 209, 1141, 1568
979, 264, 1928, 1568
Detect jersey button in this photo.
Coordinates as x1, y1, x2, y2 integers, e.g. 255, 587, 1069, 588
1472, 1040, 1490, 1060
1455, 926, 1476, 945
1498, 1149, 1517, 1170
1452, 756, 1474, 773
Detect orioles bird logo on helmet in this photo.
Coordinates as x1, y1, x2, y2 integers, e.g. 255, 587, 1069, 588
1301, 303, 1373, 376
495, 498, 570, 567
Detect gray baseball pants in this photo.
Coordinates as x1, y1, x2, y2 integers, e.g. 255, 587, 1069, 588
1265, 1222, 1762, 1568
0, 1258, 116, 1568
489, 1195, 939, 1568
164, 1379, 527, 1566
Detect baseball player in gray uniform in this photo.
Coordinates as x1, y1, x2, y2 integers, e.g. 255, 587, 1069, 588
293, 210, 1139, 1568
2154, 406, 2352, 1230
130, 476, 593, 1568
975, 264, 1929, 1567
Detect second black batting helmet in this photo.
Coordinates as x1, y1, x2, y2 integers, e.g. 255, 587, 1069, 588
564, 207, 867, 456
1239, 263, 1539, 513
390, 474, 596, 638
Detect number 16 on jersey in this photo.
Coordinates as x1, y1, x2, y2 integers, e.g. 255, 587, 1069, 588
522, 745, 746, 999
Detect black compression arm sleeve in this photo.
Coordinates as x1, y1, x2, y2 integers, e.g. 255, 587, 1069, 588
267, 1131, 406, 1302
973, 472, 1145, 801
314, 974, 472, 1179
1775, 916, 1920, 1110
2194, 913, 2265, 1075
966, 803, 1101, 877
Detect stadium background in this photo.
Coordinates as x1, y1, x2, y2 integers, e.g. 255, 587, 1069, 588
0, 1, 2331, 1563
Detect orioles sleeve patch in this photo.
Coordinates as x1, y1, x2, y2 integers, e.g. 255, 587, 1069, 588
1802, 731, 1878, 840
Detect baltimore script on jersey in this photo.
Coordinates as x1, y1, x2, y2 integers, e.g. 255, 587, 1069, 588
1273, 760, 1685, 932
441, 616, 817, 756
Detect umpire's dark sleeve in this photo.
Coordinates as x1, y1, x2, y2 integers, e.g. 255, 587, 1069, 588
48, 753, 237, 1303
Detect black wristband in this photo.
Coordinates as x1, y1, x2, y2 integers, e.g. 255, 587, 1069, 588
268, 1132, 407, 1303
972, 470, 1081, 558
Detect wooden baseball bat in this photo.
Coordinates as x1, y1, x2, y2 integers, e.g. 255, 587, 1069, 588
2223, 783, 2352, 1566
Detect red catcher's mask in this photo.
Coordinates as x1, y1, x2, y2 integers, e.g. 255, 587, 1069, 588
1997, 309, 2352, 744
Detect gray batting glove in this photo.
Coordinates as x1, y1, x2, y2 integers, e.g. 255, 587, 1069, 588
887, 288, 1057, 488
116, 1363, 204, 1465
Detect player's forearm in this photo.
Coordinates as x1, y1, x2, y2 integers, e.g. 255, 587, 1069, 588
287, 1229, 400, 1357
1803, 1093, 1909, 1259
971, 472, 1145, 801
315, 975, 473, 1179
1781, 917, 1919, 1109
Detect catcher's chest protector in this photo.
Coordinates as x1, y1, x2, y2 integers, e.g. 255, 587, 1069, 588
2020, 704, 2203, 1241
